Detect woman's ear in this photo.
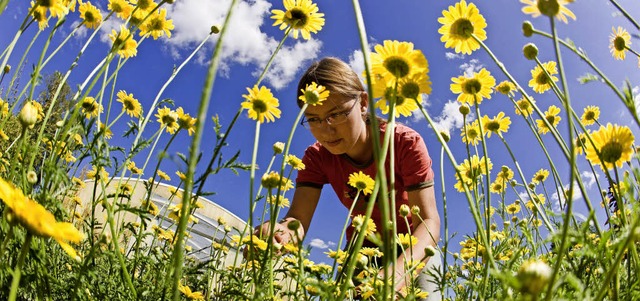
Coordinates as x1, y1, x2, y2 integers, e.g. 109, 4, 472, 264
359, 92, 369, 114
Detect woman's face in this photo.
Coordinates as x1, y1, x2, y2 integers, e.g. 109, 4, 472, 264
303, 92, 369, 159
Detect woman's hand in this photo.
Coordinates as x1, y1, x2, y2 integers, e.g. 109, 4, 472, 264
252, 217, 305, 256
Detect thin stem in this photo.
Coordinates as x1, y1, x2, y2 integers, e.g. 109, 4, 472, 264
8, 234, 32, 301
608, 0, 640, 30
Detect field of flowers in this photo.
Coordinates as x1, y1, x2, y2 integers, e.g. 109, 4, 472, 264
0, 0, 639, 300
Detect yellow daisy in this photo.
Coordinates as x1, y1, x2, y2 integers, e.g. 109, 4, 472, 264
241, 86, 281, 123
81, 96, 102, 119
370, 40, 429, 87
531, 168, 550, 184
438, 0, 487, 55
574, 131, 589, 155
461, 120, 483, 146
450, 68, 495, 105
584, 123, 635, 170
515, 97, 535, 117
155, 107, 179, 134
481, 111, 511, 138
140, 8, 174, 40
36, 0, 68, 18
178, 284, 205, 301
30, 1, 49, 30
529, 61, 558, 94
536, 105, 561, 134
97, 121, 113, 139
79, 1, 102, 29
348, 171, 375, 196
397, 233, 418, 249
375, 93, 420, 117
521, 0, 576, 24
496, 165, 514, 181
116, 90, 142, 118
270, 0, 325, 40
157, 170, 171, 181
285, 154, 305, 170
505, 202, 521, 214
108, 0, 134, 20
496, 80, 517, 96
454, 155, 492, 192
299, 82, 329, 106
490, 180, 506, 194
131, 0, 156, 11
0, 177, 84, 259
581, 105, 600, 126
267, 195, 290, 208
261, 171, 293, 191
176, 108, 196, 136
109, 25, 138, 58
610, 27, 631, 60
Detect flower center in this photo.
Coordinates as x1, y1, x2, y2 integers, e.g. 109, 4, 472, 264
537, 0, 560, 17
287, 8, 309, 27
124, 100, 135, 111
84, 12, 96, 23
486, 120, 501, 132
162, 113, 177, 125
614, 36, 627, 51
600, 141, 623, 163
584, 111, 595, 121
37, 0, 54, 8
467, 127, 479, 139
355, 181, 367, 190
304, 90, 320, 105
450, 18, 474, 39
536, 72, 550, 85
149, 18, 164, 31
545, 115, 556, 125
252, 99, 268, 114
384, 56, 410, 78
462, 79, 482, 94
82, 101, 96, 111
401, 82, 420, 99
137, 0, 152, 10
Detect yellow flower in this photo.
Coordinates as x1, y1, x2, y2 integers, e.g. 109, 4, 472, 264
438, 0, 487, 55
116, 90, 142, 118
241, 86, 281, 123
461, 120, 483, 146
267, 195, 290, 208
79, 2, 102, 29
397, 233, 418, 249
506, 202, 521, 214
584, 123, 635, 170
36, 0, 68, 18
348, 171, 375, 196
271, 0, 325, 40
299, 82, 329, 106
529, 61, 558, 94
490, 180, 506, 194
109, 25, 138, 58
261, 171, 293, 191
450, 68, 495, 105
521, 0, 576, 23
352, 215, 377, 236
531, 169, 550, 184
496, 166, 514, 181
176, 107, 196, 136
374, 72, 430, 118
536, 105, 561, 134
80, 97, 102, 119
155, 107, 180, 134
454, 155, 492, 192
574, 131, 589, 155
131, 0, 156, 11
176, 171, 186, 181
481, 112, 511, 138
108, 0, 134, 20
517, 259, 552, 294
496, 80, 516, 96
515, 97, 535, 117
285, 154, 305, 170
375, 93, 420, 118
371, 40, 428, 83
178, 284, 205, 301
359, 247, 383, 258
0, 177, 84, 259
610, 27, 631, 60
87, 165, 109, 180
581, 105, 600, 126
140, 8, 174, 40
157, 170, 171, 181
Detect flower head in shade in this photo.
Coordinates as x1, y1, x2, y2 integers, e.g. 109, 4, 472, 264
348, 171, 375, 196
155, 107, 179, 134
241, 86, 281, 123
81, 96, 103, 119
451, 68, 495, 105
109, 25, 138, 58
79, 2, 102, 29
0, 177, 84, 260
515, 97, 535, 117
536, 105, 561, 134
271, 0, 325, 40
175, 108, 196, 136
116, 90, 142, 118
299, 82, 329, 106
454, 155, 492, 192
585, 123, 635, 170
581, 105, 600, 126
438, 0, 487, 55
371, 40, 428, 83
610, 27, 631, 60
529, 61, 558, 94
521, 0, 576, 24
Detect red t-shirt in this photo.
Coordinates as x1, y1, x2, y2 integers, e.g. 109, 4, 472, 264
296, 123, 434, 245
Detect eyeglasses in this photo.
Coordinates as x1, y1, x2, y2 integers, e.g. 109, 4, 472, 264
300, 99, 359, 129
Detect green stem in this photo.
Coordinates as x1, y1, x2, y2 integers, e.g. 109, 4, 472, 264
247, 121, 261, 291
439, 146, 448, 299
608, 0, 640, 30
8, 234, 32, 301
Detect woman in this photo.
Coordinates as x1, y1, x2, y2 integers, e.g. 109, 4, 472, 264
258, 57, 441, 299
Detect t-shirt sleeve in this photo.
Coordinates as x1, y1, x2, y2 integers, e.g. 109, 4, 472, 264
295, 145, 328, 189
398, 129, 434, 191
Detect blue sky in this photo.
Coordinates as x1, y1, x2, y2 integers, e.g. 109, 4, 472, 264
1, 0, 639, 264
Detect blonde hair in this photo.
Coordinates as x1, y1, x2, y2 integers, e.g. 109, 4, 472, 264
296, 57, 365, 108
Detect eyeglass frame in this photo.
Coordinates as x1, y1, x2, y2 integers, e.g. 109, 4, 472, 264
300, 97, 361, 129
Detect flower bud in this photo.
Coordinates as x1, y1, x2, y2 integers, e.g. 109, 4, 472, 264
287, 219, 300, 231
19, 101, 39, 128
517, 259, 552, 295
459, 104, 470, 115
424, 246, 436, 257
56, 120, 64, 128
210, 25, 220, 34
27, 170, 38, 184
356, 254, 368, 268
523, 43, 539, 60
522, 21, 534, 37
3, 65, 10, 74
438, 129, 450, 143
399, 204, 410, 217
273, 142, 285, 154
411, 205, 420, 215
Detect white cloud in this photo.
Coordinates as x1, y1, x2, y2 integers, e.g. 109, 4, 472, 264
309, 238, 329, 249
259, 38, 322, 89
445, 52, 465, 60
431, 100, 469, 135
633, 86, 640, 118
581, 171, 597, 189
551, 181, 583, 211
348, 49, 366, 85
459, 59, 483, 77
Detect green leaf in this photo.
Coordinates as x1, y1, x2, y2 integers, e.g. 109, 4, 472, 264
578, 73, 600, 84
